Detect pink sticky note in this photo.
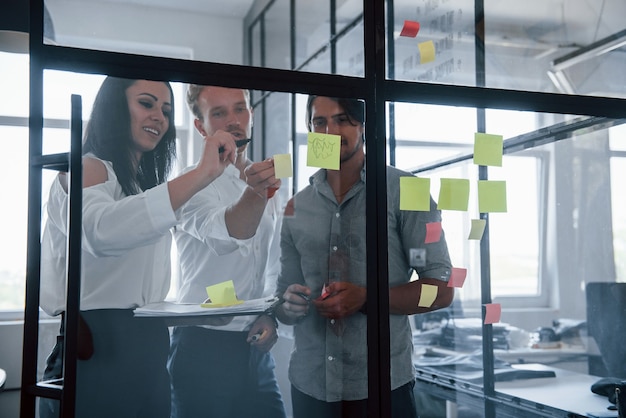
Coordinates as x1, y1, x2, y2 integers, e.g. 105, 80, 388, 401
484, 303, 502, 324
424, 222, 442, 244
400, 20, 420, 38
447, 267, 467, 288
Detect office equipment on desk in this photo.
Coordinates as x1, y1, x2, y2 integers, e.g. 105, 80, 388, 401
415, 349, 556, 383
413, 361, 617, 417
586, 282, 626, 378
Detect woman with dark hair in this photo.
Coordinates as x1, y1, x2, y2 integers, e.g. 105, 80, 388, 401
39, 77, 237, 418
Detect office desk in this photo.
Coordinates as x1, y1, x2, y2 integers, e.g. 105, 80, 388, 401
414, 363, 616, 418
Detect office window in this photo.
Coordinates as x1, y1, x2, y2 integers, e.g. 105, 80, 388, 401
610, 123, 626, 281
392, 103, 544, 305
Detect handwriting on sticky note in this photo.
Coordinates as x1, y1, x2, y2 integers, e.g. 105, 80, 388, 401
425, 222, 442, 244
437, 178, 470, 211
473, 132, 503, 167
202, 280, 243, 308
484, 303, 502, 324
468, 219, 487, 240
418, 40, 436, 64
307, 132, 341, 170
478, 180, 507, 213
400, 20, 420, 37
273, 153, 293, 178
447, 267, 467, 288
400, 176, 431, 211
418, 284, 438, 308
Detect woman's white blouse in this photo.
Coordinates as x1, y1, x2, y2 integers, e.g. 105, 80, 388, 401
40, 157, 178, 316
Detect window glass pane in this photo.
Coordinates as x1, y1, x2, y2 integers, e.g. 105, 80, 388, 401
295, 2, 329, 70
264, 0, 291, 70
0, 126, 28, 310
0, 52, 29, 118
387, 0, 626, 99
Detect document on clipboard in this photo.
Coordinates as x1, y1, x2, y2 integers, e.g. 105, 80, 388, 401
133, 297, 281, 318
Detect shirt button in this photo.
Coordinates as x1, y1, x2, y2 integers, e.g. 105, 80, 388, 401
332, 246, 338, 251
330, 319, 335, 325
328, 356, 334, 361
335, 213, 340, 218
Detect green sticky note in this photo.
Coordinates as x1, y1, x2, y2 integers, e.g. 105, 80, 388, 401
273, 153, 293, 178
400, 176, 431, 211
437, 178, 470, 211
202, 280, 243, 307
473, 132, 503, 167
418, 40, 436, 64
468, 219, 487, 240
307, 132, 341, 170
418, 284, 438, 308
478, 180, 507, 213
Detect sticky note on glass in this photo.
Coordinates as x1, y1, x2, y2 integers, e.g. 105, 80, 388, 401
484, 303, 502, 324
473, 133, 503, 167
273, 153, 293, 178
425, 222, 442, 244
418, 284, 438, 308
307, 132, 340, 170
478, 180, 507, 213
437, 178, 469, 211
201, 280, 243, 308
418, 40, 436, 64
400, 176, 430, 211
468, 219, 487, 240
447, 267, 467, 288
400, 20, 420, 37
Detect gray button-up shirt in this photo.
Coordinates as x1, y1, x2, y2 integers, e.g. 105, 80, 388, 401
277, 165, 452, 402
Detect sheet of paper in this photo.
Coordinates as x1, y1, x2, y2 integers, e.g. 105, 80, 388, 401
273, 153, 293, 178
418, 40, 436, 64
307, 132, 340, 170
484, 303, 502, 324
437, 178, 470, 211
473, 132, 503, 167
425, 221, 442, 244
203, 280, 242, 307
418, 284, 438, 308
447, 267, 467, 288
478, 180, 507, 213
468, 218, 487, 240
400, 176, 431, 211
400, 20, 420, 37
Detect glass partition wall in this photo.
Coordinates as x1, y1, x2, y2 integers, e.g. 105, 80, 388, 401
17, 0, 626, 417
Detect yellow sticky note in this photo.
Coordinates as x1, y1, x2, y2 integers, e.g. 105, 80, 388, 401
437, 178, 470, 211
273, 153, 293, 178
307, 132, 341, 170
473, 133, 503, 167
418, 40, 436, 64
418, 284, 438, 308
478, 180, 507, 213
400, 176, 431, 211
202, 280, 243, 308
468, 219, 487, 240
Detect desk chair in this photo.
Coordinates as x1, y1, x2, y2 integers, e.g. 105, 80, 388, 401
586, 282, 626, 378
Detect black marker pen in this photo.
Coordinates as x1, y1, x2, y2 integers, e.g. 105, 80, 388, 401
219, 138, 252, 153
295, 292, 310, 302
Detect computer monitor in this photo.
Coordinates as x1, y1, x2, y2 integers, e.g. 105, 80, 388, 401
586, 282, 626, 378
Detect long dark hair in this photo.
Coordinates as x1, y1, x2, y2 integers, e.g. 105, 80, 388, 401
83, 77, 177, 196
